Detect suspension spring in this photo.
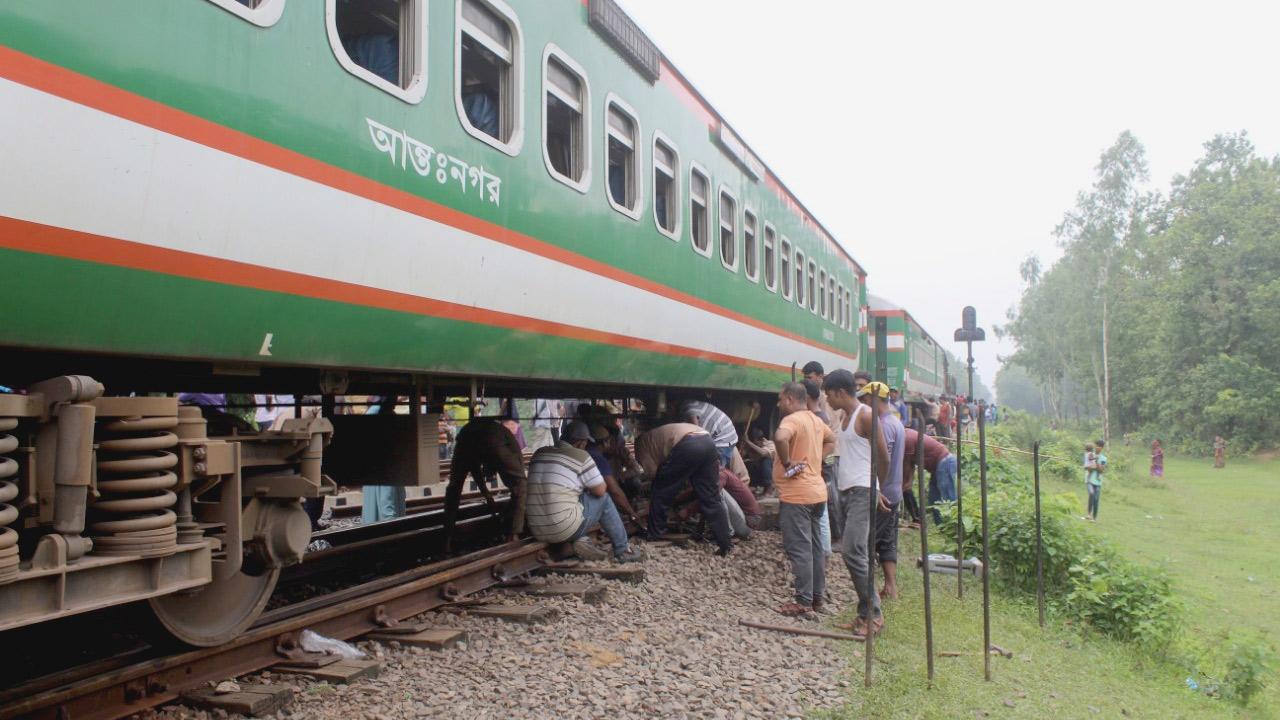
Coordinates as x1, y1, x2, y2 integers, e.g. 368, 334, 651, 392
90, 414, 180, 557
0, 417, 19, 583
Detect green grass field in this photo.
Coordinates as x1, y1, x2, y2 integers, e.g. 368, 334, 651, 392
822, 454, 1278, 719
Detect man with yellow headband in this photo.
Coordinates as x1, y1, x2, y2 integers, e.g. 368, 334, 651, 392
858, 381, 907, 601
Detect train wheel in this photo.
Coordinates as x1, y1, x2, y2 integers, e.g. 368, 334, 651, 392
145, 497, 308, 646
146, 564, 279, 647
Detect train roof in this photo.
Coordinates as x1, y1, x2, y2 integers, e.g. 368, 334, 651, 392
867, 294, 945, 347
612, 1, 866, 278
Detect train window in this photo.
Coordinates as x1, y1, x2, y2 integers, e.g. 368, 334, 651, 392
456, 0, 523, 155
542, 47, 589, 192
780, 238, 793, 299
818, 269, 827, 318
328, 0, 426, 103
690, 165, 711, 256
837, 283, 845, 327
208, 0, 286, 26
828, 277, 837, 323
605, 95, 641, 219
794, 249, 806, 307
806, 260, 817, 313
743, 210, 758, 281
653, 133, 680, 240
763, 223, 777, 291
718, 187, 737, 270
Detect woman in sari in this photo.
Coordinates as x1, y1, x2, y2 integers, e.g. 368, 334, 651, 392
1150, 439, 1164, 477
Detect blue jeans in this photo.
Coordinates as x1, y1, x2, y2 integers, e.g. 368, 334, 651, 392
716, 444, 734, 469
1087, 483, 1101, 519
932, 454, 957, 502
572, 491, 630, 557
362, 485, 406, 523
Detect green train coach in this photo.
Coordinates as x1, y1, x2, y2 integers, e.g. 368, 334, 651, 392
0, 0, 872, 645
868, 294, 950, 403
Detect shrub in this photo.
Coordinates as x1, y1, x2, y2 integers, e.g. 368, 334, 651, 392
1063, 551, 1181, 648
932, 454, 1182, 649
1183, 632, 1276, 707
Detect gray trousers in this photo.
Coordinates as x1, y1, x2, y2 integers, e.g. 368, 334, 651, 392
823, 459, 840, 542
839, 486, 882, 620
721, 489, 751, 539
779, 501, 827, 606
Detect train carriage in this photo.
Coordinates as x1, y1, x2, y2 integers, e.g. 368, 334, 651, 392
867, 294, 947, 403
0, 0, 869, 645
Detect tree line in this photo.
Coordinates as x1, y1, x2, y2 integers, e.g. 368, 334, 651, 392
1000, 131, 1280, 452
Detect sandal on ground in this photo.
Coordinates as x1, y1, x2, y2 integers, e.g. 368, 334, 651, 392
774, 602, 813, 617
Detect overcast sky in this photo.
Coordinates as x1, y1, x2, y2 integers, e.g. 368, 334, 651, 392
617, 0, 1280, 398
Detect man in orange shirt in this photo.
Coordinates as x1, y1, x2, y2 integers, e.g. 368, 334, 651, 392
773, 382, 836, 616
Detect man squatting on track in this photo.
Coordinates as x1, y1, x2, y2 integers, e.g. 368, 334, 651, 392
772, 382, 837, 617
442, 416, 527, 554
636, 418, 734, 556
523, 421, 644, 563
822, 370, 890, 635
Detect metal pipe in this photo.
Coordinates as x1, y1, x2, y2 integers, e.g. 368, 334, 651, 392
978, 409, 992, 681
864, 407, 879, 687
1034, 440, 1045, 628
915, 418, 935, 683
954, 400, 963, 599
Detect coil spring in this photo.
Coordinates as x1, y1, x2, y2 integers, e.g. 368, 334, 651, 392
0, 417, 19, 583
90, 415, 179, 557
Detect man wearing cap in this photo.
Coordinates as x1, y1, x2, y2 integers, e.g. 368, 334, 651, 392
861, 381, 907, 600
524, 421, 644, 563
443, 417, 527, 553
888, 387, 909, 424
635, 420, 733, 555
585, 424, 642, 526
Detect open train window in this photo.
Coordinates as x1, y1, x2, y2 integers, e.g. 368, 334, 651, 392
806, 259, 816, 312
794, 249, 806, 307
208, 0, 285, 26
456, 0, 523, 154
818, 268, 827, 318
763, 224, 777, 291
605, 96, 641, 219
328, 0, 426, 103
828, 277, 837, 323
837, 283, 845, 327
718, 187, 737, 270
743, 210, 758, 281
653, 133, 680, 240
690, 165, 711, 256
542, 46, 589, 192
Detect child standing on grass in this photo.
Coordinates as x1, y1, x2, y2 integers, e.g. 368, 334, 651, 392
1086, 440, 1107, 521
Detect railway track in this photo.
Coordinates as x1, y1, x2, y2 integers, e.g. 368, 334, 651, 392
0, 534, 553, 720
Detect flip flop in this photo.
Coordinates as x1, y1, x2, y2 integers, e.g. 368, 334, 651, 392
774, 602, 813, 617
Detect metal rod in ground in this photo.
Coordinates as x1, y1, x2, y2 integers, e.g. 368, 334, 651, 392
978, 410, 992, 681
915, 418, 935, 683
865, 407, 880, 687
1034, 440, 1045, 628
954, 400, 964, 599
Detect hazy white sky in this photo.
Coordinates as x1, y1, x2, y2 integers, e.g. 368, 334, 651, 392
617, 0, 1280, 396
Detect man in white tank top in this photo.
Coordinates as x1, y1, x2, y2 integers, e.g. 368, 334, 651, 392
822, 370, 890, 635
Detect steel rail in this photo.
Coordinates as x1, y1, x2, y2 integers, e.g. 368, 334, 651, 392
0, 539, 551, 720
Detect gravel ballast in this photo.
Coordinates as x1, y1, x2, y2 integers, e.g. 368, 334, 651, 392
134, 532, 861, 720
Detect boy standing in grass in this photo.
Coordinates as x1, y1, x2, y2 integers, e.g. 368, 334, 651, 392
1086, 440, 1107, 521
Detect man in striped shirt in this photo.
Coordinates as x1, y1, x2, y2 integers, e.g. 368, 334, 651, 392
680, 399, 739, 468
525, 421, 644, 563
